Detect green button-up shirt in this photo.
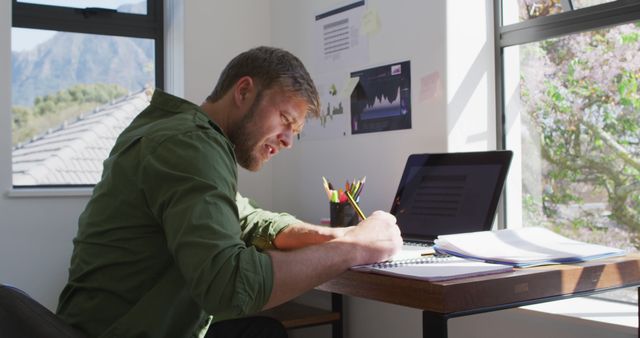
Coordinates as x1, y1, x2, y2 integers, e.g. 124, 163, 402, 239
57, 90, 300, 338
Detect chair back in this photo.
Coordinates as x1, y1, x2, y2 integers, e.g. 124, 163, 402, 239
0, 284, 84, 338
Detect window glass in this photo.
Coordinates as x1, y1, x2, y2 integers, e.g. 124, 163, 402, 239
504, 20, 640, 260
502, 0, 568, 25
503, 0, 622, 25
572, 0, 617, 10
16, 0, 147, 14
11, 28, 154, 185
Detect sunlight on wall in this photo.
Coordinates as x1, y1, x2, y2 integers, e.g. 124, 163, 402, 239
445, 0, 495, 152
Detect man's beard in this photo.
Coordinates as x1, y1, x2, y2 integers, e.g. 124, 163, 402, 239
228, 92, 264, 172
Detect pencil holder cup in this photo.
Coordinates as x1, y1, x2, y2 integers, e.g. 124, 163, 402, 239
330, 202, 359, 227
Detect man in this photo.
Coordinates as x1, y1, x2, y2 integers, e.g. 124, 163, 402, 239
57, 46, 402, 338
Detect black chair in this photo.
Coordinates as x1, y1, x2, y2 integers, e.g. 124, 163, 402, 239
0, 284, 84, 338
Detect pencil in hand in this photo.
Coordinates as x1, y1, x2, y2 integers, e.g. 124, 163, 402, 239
345, 191, 366, 220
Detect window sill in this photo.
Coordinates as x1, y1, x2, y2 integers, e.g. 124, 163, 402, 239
520, 296, 637, 330
6, 187, 93, 198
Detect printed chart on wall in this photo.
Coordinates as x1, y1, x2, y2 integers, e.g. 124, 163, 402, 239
350, 61, 412, 134
300, 72, 350, 140
314, 0, 368, 73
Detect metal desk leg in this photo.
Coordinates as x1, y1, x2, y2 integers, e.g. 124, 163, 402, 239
331, 293, 343, 338
423, 311, 448, 338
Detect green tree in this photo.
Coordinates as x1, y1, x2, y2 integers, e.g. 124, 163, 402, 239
521, 23, 640, 244
12, 83, 129, 145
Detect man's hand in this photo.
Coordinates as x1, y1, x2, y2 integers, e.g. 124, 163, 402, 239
338, 210, 402, 265
273, 211, 402, 265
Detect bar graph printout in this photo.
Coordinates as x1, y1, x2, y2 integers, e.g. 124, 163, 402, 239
314, 0, 368, 73
350, 61, 412, 134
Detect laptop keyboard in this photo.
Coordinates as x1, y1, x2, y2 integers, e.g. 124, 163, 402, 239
403, 240, 434, 248
402, 241, 450, 258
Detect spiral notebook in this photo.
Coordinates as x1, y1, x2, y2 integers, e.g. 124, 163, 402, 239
351, 256, 513, 281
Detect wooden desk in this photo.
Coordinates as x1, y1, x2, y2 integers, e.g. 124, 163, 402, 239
317, 253, 640, 338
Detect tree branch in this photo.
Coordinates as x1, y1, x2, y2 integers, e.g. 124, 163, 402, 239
583, 120, 640, 172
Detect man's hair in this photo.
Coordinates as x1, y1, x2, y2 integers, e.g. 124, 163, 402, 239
207, 46, 320, 118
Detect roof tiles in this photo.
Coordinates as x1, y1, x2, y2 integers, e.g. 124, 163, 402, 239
12, 89, 151, 186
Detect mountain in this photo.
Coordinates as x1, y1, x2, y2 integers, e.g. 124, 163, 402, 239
11, 2, 153, 107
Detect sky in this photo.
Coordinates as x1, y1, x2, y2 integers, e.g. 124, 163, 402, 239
11, 1, 141, 52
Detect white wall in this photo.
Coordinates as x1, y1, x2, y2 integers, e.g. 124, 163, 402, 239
269, 0, 448, 225
0, 0, 89, 310
446, 0, 496, 152
178, 0, 276, 208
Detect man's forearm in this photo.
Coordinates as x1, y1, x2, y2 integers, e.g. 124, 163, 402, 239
273, 222, 350, 250
263, 238, 359, 309
264, 211, 402, 309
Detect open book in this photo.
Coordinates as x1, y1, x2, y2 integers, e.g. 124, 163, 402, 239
351, 256, 513, 281
434, 227, 626, 268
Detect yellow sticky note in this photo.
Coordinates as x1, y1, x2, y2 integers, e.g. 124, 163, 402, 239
361, 8, 381, 36
340, 76, 359, 98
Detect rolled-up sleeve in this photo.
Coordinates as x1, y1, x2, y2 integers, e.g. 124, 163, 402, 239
236, 193, 301, 250
140, 129, 272, 320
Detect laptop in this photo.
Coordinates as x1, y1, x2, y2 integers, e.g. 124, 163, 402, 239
388, 150, 513, 259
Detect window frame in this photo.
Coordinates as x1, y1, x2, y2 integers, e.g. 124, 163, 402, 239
12, 0, 164, 91
10, 0, 164, 189
493, 0, 640, 229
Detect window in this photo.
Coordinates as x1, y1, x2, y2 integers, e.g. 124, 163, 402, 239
15, 0, 150, 14
501, 0, 619, 25
496, 0, 640, 304
11, 0, 163, 187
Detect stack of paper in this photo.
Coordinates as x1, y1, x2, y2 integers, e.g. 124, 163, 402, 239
434, 227, 626, 267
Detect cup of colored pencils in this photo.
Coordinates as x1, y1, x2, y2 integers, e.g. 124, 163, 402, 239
322, 176, 366, 227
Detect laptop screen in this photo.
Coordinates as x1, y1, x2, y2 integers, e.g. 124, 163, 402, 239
390, 151, 513, 242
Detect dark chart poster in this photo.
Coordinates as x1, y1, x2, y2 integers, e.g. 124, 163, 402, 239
350, 61, 411, 134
